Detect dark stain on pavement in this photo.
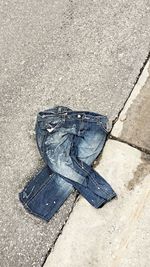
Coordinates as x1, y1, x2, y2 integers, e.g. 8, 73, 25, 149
127, 153, 150, 190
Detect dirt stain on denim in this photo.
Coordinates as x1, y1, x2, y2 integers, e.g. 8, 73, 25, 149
127, 153, 150, 191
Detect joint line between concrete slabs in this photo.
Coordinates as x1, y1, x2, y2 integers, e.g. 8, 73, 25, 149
109, 135, 150, 155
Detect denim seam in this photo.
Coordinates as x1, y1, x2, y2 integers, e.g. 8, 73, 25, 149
24, 173, 55, 205
72, 133, 112, 197
23, 167, 48, 192
24, 202, 49, 221
19, 192, 49, 221
72, 156, 111, 198
97, 121, 109, 134
41, 130, 49, 153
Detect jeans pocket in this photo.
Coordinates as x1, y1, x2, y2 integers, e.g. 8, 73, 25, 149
45, 118, 64, 133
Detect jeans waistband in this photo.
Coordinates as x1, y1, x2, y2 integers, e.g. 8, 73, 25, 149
38, 106, 108, 124
59, 111, 107, 123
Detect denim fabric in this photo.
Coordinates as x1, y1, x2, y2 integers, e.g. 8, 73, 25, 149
19, 106, 116, 221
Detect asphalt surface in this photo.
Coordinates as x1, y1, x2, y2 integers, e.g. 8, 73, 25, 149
0, 0, 150, 266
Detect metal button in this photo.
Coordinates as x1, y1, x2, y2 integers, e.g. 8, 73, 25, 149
77, 114, 81, 118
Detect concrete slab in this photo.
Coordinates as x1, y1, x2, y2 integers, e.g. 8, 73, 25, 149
0, 0, 150, 266
44, 140, 150, 267
112, 59, 150, 151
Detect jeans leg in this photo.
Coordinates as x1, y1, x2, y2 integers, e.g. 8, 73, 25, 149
19, 166, 74, 221
62, 155, 116, 201
72, 125, 117, 201
19, 166, 52, 204
19, 113, 116, 221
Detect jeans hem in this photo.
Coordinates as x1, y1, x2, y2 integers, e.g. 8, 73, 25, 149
95, 192, 117, 208
19, 193, 50, 222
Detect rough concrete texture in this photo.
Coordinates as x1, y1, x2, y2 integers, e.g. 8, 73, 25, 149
0, 0, 150, 266
112, 59, 150, 151
44, 140, 150, 267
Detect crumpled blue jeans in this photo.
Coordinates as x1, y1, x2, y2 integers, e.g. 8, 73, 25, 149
19, 106, 116, 221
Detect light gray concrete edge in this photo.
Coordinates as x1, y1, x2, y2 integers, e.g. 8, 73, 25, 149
112, 58, 150, 152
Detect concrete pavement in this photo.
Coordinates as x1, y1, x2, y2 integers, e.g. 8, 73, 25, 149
44, 59, 150, 267
0, 0, 150, 266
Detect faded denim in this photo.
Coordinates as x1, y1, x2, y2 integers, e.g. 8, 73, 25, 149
19, 106, 116, 221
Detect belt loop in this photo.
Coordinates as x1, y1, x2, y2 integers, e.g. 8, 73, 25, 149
61, 112, 67, 122
81, 113, 86, 123
96, 116, 100, 125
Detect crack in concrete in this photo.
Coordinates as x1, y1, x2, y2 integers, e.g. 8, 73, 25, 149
112, 50, 150, 127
